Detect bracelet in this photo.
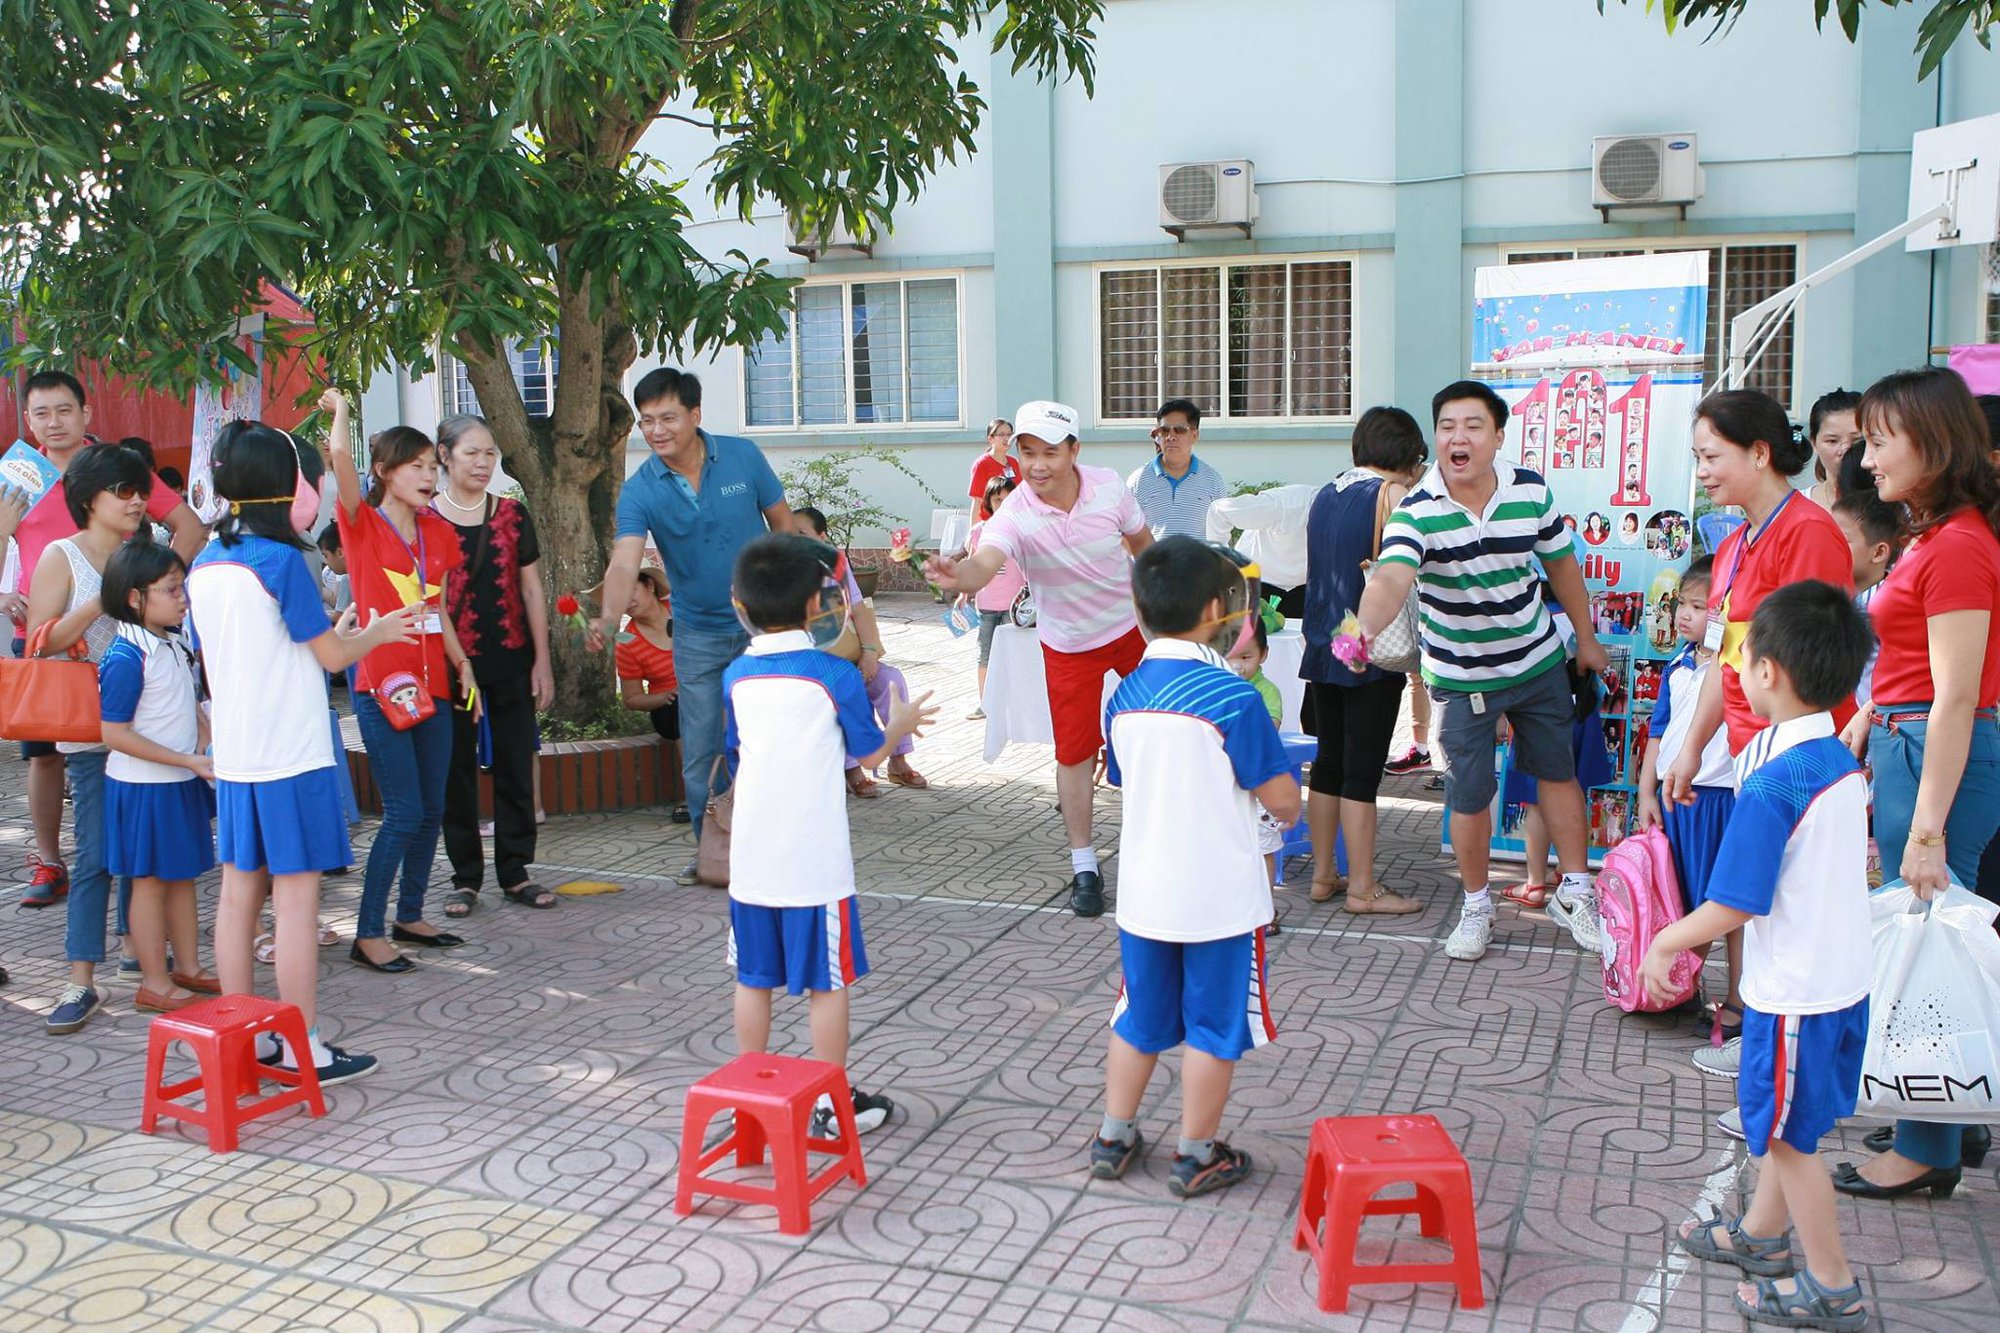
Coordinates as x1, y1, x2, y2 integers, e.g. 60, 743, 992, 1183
1909, 831, 1946, 847
861, 644, 883, 653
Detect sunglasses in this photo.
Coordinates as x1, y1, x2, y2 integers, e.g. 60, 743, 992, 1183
106, 481, 147, 500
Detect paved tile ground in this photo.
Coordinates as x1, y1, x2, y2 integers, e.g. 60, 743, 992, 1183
1, 592, 1995, 1331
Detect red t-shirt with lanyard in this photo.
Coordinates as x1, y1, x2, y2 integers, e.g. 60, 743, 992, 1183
336, 502, 463, 698
1708, 489, 1856, 753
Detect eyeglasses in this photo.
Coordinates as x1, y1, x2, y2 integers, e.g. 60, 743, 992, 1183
107, 481, 146, 500
1150, 425, 1194, 440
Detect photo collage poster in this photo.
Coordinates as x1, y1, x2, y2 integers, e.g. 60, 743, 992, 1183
187, 315, 265, 524
1460, 251, 1708, 864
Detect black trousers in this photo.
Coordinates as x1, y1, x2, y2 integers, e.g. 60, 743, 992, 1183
443, 670, 538, 891
1306, 675, 1407, 803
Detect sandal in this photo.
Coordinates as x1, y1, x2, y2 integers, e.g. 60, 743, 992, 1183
1676, 1209, 1794, 1277
1710, 999, 1745, 1045
884, 763, 929, 790
503, 882, 559, 909
1499, 880, 1552, 908
846, 772, 881, 799
1308, 874, 1346, 904
444, 888, 479, 919
253, 933, 277, 966
1733, 1269, 1866, 1332
1344, 886, 1422, 916
317, 921, 340, 948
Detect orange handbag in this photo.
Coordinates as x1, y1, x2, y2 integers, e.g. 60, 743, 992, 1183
0, 623, 103, 745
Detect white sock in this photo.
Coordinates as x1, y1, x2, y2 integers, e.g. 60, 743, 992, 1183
1071, 847, 1099, 876
1463, 886, 1493, 915
281, 1026, 333, 1070
1558, 871, 1593, 903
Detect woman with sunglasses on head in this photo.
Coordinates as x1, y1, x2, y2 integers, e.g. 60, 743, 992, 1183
26, 442, 153, 1034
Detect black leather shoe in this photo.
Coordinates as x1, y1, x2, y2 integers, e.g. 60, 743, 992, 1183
1069, 871, 1105, 918
1861, 1124, 1990, 1167
1831, 1160, 1961, 1200
349, 942, 415, 973
391, 924, 464, 948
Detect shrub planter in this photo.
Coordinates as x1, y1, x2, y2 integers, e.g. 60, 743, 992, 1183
345, 731, 683, 816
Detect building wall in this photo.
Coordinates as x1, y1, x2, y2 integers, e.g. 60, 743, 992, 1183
388, 0, 2000, 542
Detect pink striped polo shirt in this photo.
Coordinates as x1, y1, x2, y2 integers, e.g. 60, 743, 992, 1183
977, 464, 1145, 653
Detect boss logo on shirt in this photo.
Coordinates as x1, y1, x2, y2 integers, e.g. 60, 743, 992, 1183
719, 482, 749, 498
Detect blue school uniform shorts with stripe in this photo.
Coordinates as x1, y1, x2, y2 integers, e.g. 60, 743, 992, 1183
1112, 928, 1277, 1061
1738, 999, 1869, 1157
728, 896, 870, 995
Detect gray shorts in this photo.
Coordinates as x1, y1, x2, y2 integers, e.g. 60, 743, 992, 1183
1433, 663, 1577, 815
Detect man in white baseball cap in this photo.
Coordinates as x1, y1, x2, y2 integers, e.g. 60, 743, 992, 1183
925, 401, 1153, 916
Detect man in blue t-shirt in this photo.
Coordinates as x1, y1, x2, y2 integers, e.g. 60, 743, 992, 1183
589, 369, 790, 878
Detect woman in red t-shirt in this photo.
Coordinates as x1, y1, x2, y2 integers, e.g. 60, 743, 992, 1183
1663, 390, 1854, 1060
615, 567, 687, 823
965, 417, 1018, 518
1834, 368, 2000, 1201
324, 391, 472, 972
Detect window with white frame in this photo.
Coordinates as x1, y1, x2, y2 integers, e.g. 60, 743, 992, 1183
1505, 241, 1800, 408
744, 276, 961, 429
1098, 257, 1353, 423
438, 338, 561, 418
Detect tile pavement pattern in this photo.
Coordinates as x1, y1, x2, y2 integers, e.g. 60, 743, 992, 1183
1, 593, 1995, 1331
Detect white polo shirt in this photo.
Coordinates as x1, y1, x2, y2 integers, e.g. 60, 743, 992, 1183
722, 631, 885, 908
1104, 638, 1294, 942
1708, 712, 1872, 1014
977, 464, 1146, 653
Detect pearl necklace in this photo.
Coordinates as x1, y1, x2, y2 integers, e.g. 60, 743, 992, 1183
434, 485, 487, 520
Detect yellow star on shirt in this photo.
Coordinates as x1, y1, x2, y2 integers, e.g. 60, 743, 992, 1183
385, 566, 443, 608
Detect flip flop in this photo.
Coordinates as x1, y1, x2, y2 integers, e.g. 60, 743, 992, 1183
503, 882, 559, 909
1499, 881, 1552, 908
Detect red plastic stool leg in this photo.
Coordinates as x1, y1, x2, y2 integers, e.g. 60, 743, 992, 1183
139, 1028, 173, 1136
1293, 1144, 1329, 1252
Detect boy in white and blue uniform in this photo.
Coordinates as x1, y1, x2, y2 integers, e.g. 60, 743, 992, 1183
1641, 582, 1873, 1333
721, 533, 935, 1138
1088, 537, 1300, 1199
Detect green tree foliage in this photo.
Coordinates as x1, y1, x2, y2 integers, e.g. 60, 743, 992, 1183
1600, 0, 1997, 76
0, 0, 1099, 714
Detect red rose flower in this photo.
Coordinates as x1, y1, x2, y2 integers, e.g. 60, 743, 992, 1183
555, 594, 580, 617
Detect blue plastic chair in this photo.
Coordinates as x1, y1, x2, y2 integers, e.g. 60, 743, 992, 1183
1276, 732, 1345, 884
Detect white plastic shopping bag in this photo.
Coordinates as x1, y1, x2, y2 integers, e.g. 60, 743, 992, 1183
1856, 879, 2000, 1124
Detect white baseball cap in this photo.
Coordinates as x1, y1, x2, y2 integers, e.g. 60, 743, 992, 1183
1012, 400, 1080, 445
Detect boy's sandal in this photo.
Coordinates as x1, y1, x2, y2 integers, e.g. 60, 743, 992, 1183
1733, 1270, 1866, 1332
253, 933, 277, 966
443, 888, 479, 919
1499, 880, 1552, 908
1344, 887, 1422, 916
1308, 874, 1346, 903
1676, 1209, 1794, 1277
503, 882, 559, 909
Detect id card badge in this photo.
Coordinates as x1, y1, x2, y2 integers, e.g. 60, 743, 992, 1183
1469, 692, 1487, 717
1702, 614, 1725, 654
420, 611, 444, 636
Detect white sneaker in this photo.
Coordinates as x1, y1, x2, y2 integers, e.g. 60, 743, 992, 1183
1692, 1037, 1743, 1079
1444, 906, 1494, 961
1716, 1106, 1745, 1141
1545, 890, 1603, 955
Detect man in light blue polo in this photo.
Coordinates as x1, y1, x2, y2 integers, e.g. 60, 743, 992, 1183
1127, 398, 1227, 540
590, 368, 790, 882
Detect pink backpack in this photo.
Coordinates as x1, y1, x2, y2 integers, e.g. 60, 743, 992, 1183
1597, 827, 1700, 1013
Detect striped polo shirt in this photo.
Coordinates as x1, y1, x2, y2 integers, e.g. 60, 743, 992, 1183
1128, 454, 1228, 540
978, 464, 1146, 653
1377, 462, 1571, 693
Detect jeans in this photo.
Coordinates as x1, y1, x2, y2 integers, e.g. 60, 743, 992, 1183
63, 751, 111, 965
354, 693, 454, 939
443, 671, 538, 891
1872, 708, 2000, 1170
674, 624, 749, 840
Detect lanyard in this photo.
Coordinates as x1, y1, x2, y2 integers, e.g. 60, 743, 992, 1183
1714, 489, 1796, 609
380, 507, 430, 609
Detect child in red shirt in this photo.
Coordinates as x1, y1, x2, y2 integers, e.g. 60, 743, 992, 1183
616, 567, 687, 822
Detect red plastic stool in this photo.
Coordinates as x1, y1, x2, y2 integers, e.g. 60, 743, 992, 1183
675, 1053, 867, 1235
1293, 1114, 1484, 1313
139, 994, 326, 1153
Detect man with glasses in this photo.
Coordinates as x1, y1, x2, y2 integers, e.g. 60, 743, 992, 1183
1128, 398, 1227, 540
10, 371, 203, 911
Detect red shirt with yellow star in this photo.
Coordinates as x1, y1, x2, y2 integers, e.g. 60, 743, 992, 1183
336, 501, 464, 697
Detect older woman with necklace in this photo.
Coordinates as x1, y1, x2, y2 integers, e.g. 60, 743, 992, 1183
433, 415, 556, 915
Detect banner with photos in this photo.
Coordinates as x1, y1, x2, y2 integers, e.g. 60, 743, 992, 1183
1462, 250, 1708, 864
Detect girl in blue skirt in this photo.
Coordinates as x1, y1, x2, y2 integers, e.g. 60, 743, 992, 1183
99, 541, 218, 1013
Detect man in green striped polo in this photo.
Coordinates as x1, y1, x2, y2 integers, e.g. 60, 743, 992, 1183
1356, 380, 1608, 963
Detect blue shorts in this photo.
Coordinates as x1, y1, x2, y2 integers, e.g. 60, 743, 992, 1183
1738, 999, 1869, 1157
729, 897, 870, 995
216, 768, 355, 876
1112, 929, 1276, 1061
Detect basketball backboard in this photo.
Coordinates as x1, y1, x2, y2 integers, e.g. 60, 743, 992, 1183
1907, 111, 2000, 251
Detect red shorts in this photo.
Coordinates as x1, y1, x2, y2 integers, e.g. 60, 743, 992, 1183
1043, 628, 1146, 766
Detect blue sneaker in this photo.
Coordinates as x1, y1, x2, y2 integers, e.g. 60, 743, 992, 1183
1089, 1128, 1144, 1180
46, 984, 103, 1034
1167, 1141, 1252, 1199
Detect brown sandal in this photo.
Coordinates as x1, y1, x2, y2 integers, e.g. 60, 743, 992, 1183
1308, 874, 1346, 903
846, 771, 881, 799
884, 764, 928, 789
1344, 887, 1422, 915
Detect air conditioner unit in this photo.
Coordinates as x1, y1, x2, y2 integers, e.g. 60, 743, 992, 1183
1159, 160, 1258, 239
1592, 134, 1704, 221
786, 213, 873, 261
